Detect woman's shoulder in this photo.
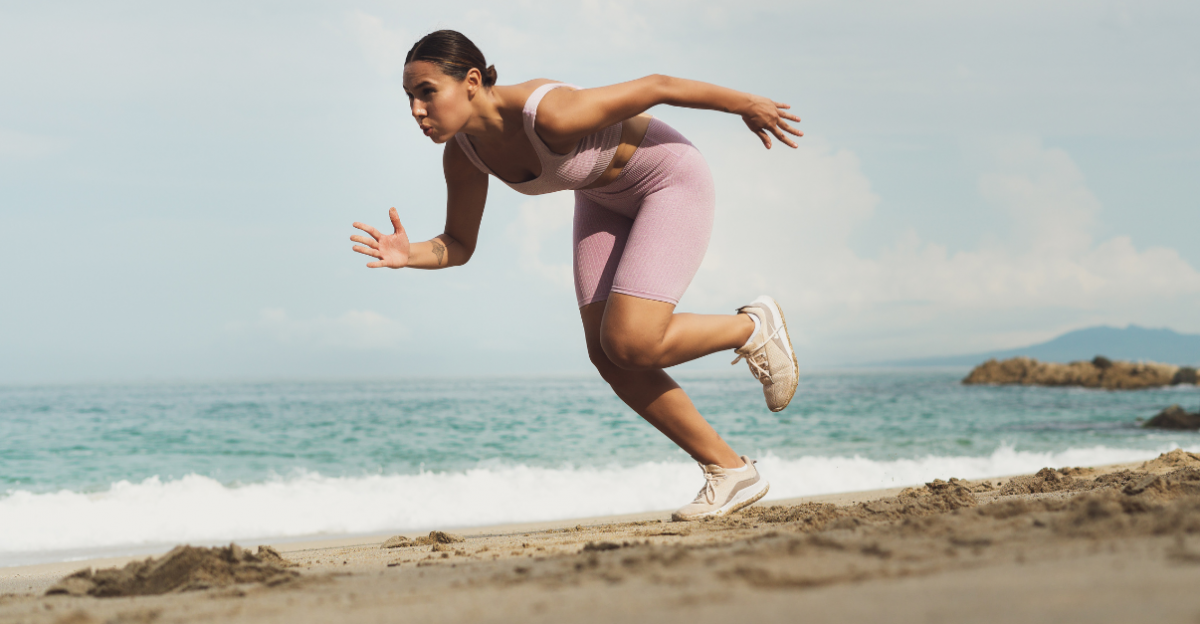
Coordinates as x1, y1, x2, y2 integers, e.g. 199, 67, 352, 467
503, 78, 570, 91
493, 79, 576, 109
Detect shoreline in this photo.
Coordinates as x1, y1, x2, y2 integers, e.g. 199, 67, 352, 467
4, 452, 1200, 623
0, 459, 1148, 595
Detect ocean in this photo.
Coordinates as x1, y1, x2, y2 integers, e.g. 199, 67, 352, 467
2, 369, 1198, 567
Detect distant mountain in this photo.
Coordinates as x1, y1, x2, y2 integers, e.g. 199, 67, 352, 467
880, 325, 1200, 367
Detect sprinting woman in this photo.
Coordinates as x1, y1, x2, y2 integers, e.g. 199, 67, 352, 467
350, 30, 802, 520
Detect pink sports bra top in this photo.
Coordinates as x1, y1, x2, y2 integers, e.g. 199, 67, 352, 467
453, 83, 622, 196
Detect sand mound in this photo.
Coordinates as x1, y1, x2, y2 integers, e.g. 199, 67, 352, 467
962, 356, 1183, 389
1140, 448, 1200, 471
1120, 467, 1200, 501
1048, 469, 1200, 537
970, 466, 1200, 537
739, 478, 977, 530
727, 466, 1200, 542
508, 464, 1200, 597
381, 531, 465, 549
997, 467, 1096, 495
46, 544, 298, 598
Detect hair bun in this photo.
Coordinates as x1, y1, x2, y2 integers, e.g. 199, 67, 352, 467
484, 65, 498, 86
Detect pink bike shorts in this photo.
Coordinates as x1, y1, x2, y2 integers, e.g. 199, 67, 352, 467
572, 118, 715, 308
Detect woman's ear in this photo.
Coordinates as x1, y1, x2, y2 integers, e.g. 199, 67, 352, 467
465, 67, 482, 98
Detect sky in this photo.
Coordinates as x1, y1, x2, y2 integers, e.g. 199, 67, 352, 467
1, 0, 1198, 383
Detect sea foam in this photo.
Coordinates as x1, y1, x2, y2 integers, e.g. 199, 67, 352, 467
1, 443, 1192, 567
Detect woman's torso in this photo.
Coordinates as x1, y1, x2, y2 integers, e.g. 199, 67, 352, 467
454, 80, 653, 195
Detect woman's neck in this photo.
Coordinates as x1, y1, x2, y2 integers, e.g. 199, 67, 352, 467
459, 87, 519, 142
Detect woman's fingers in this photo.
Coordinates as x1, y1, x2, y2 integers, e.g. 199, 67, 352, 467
770, 125, 799, 149
745, 96, 801, 150
350, 234, 378, 248
389, 207, 405, 234
352, 222, 384, 241
755, 128, 772, 149
366, 260, 385, 269
778, 120, 804, 138
352, 245, 382, 259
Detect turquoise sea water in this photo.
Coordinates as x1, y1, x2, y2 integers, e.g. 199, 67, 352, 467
2, 369, 1198, 566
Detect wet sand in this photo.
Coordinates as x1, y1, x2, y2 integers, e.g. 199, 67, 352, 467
4, 452, 1200, 623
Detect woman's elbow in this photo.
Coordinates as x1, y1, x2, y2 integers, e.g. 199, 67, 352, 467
455, 244, 476, 266
647, 74, 672, 94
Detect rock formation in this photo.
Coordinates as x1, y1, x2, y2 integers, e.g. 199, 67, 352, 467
962, 356, 1196, 390
1143, 405, 1200, 430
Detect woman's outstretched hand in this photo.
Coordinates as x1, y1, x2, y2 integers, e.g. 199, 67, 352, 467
740, 95, 803, 149
351, 207, 410, 269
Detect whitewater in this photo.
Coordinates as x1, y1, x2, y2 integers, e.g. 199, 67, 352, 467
3, 371, 1197, 566
2, 443, 1196, 567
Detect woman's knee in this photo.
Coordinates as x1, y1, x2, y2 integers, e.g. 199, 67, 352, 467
599, 330, 663, 371
586, 343, 625, 383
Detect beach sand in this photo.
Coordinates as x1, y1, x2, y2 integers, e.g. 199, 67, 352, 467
4, 451, 1200, 624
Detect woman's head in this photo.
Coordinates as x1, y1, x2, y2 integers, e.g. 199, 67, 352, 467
405, 30, 497, 87
403, 30, 496, 143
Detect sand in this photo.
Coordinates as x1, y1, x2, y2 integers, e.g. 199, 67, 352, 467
4, 451, 1200, 623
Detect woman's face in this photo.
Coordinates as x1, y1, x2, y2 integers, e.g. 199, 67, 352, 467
402, 61, 475, 144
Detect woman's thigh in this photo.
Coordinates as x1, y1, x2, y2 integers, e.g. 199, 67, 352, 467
609, 148, 716, 306
573, 193, 634, 308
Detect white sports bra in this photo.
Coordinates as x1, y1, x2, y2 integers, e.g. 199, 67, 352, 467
454, 83, 622, 195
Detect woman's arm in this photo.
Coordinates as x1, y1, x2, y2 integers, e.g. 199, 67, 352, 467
351, 140, 488, 270
536, 74, 803, 149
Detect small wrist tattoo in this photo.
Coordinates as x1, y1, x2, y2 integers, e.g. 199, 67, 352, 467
432, 240, 446, 265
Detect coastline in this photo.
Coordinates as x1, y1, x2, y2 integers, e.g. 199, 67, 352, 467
0, 480, 943, 595
9, 456, 1198, 623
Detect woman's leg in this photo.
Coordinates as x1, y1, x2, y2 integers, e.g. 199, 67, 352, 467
600, 293, 754, 371
572, 161, 746, 469
595, 146, 754, 370
581, 300, 744, 469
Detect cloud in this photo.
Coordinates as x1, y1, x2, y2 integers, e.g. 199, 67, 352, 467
979, 136, 1099, 254
227, 309, 409, 350
498, 129, 1197, 361
681, 131, 1200, 360
506, 193, 575, 291
346, 11, 413, 77
507, 132, 1200, 356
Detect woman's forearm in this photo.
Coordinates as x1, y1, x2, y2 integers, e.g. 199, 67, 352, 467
654, 75, 754, 116
406, 235, 471, 270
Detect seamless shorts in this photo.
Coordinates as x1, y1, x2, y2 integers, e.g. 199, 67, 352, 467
572, 118, 716, 308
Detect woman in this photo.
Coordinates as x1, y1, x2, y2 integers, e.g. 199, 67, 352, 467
350, 30, 802, 520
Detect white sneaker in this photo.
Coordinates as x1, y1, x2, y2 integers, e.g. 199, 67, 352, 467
732, 295, 798, 412
672, 456, 770, 521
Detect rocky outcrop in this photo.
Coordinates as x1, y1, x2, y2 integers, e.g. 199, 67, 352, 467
1143, 405, 1200, 430
962, 356, 1194, 390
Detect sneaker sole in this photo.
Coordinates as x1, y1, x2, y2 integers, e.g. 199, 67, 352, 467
760, 296, 799, 413
675, 479, 770, 521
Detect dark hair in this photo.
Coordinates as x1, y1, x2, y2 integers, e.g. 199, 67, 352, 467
405, 30, 497, 88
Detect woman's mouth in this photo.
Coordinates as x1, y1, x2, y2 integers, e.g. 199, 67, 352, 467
421, 126, 434, 137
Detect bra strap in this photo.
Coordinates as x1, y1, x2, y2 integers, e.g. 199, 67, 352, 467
453, 134, 493, 176
522, 83, 580, 153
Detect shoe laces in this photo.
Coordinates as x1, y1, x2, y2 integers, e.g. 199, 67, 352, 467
693, 467, 726, 504
731, 316, 782, 385
733, 350, 772, 384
